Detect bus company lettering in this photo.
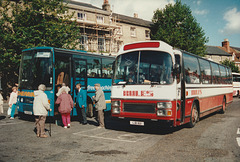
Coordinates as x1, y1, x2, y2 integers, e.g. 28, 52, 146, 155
87, 85, 111, 91
191, 90, 202, 95
18, 91, 34, 97
123, 90, 154, 97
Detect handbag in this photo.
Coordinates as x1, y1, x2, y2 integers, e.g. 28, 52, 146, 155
7, 107, 12, 116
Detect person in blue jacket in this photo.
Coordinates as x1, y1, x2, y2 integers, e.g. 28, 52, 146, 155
75, 83, 87, 125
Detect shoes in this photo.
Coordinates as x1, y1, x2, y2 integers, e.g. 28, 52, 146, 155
10, 117, 14, 120
40, 134, 48, 138
36, 134, 40, 137
97, 126, 105, 129
82, 123, 87, 125
67, 124, 71, 128
64, 126, 67, 129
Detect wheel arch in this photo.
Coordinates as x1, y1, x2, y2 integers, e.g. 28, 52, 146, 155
192, 98, 200, 116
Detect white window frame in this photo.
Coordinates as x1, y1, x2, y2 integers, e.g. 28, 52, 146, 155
117, 25, 123, 35
145, 30, 150, 39
130, 27, 136, 37
97, 16, 104, 24
77, 12, 86, 21
79, 35, 88, 51
98, 37, 106, 52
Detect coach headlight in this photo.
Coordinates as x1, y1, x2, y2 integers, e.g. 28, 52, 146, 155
112, 107, 120, 114
111, 100, 121, 114
157, 110, 172, 116
157, 102, 172, 109
112, 101, 120, 107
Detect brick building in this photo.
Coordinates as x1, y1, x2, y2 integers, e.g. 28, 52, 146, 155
205, 39, 240, 71
219, 39, 240, 70
66, 0, 151, 55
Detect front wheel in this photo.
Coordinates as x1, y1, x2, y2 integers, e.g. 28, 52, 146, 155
188, 102, 199, 128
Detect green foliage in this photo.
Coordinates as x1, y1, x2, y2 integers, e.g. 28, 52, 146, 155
221, 59, 239, 73
151, 0, 208, 56
0, 0, 81, 98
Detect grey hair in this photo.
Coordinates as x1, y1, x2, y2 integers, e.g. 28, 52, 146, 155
38, 84, 46, 91
94, 83, 100, 87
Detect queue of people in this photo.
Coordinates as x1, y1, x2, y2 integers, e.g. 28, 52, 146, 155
0, 82, 106, 138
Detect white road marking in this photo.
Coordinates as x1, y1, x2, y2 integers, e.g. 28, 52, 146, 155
0, 121, 26, 126
237, 128, 240, 135
73, 127, 152, 143
75, 133, 138, 143
73, 127, 99, 135
236, 137, 240, 147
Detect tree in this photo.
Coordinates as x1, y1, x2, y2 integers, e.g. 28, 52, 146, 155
0, 0, 81, 98
151, 0, 208, 56
221, 59, 239, 73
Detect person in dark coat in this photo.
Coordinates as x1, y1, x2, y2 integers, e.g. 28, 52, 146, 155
76, 83, 87, 125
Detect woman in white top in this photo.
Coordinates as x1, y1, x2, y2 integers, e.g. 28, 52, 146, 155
9, 86, 18, 119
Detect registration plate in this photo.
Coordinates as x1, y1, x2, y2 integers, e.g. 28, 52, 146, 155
24, 111, 32, 115
130, 121, 144, 126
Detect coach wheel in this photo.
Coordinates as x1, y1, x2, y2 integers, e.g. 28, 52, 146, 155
188, 102, 199, 128
87, 103, 93, 118
220, 97, 226, 114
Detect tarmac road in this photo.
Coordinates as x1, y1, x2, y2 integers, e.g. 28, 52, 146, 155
0, 98, 240, 162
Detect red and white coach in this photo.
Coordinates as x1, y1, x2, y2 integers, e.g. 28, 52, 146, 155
111, 41, 233, 127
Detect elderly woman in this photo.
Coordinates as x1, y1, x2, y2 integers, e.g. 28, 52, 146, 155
33, 84, 51, 138
55, 86, 73, 128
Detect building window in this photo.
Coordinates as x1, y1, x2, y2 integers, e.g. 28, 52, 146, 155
117, 26, 123, 35
97, 16, 104, 23
145, 30, 150, 39
79, 35, 88, 51
130, 27, 136, 37
98, 37, 105, 52
77, 13, 86, 20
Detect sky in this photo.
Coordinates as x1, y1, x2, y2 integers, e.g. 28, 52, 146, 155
73, 0, 240, 47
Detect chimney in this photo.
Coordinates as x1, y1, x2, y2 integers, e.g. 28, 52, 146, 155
134, 13, 138, 18
222, 38, 230, 52
102, 0, 111, 12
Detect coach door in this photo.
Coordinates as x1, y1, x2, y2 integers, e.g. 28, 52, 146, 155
175, 54, 185, 123
73, 59, 87, 101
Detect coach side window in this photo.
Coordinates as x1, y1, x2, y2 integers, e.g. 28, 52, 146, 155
183, 53, 200, 84
227, 68, 233, 84
87, 58, 101, 78
210, 62, 221, 84
199, 59, 212, 84
102, 58, 113, 78
219, 65, 227, 84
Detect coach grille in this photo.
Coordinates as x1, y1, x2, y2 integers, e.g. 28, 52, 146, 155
123, 103, 156, 114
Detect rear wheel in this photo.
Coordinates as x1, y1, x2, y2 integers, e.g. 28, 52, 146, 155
188, 102, 199, 128
220, 97, 226, 114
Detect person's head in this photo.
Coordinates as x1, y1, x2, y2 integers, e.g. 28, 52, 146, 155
76, 83, 81, 90
38, 84, 46, 91
62, 83, 66, 87
94, 83, 100, 90
12, 86, 17, 93
61, 86, 69, 94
